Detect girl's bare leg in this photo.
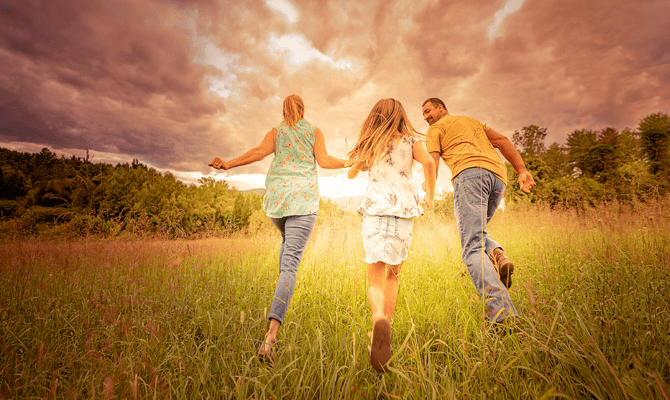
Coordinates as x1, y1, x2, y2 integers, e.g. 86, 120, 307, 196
367, 261, 393, 371
367, 261, 387, 323
383, 262, 403, 322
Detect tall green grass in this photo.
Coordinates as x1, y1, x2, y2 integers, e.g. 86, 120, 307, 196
1, 202, 669, 399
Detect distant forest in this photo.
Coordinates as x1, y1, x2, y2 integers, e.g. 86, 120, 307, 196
1, 111, 668, 238
503, 111, 669, 208
0, 148, 265, 238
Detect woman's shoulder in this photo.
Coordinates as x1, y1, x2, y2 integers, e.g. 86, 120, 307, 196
276, 119, 316, 131
298, 118, 316, 130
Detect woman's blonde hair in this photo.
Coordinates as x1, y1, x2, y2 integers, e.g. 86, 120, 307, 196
347, 98, 424, 165
283, 94, 305, 128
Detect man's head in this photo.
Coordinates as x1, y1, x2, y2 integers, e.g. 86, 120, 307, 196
422, 98, 448, 126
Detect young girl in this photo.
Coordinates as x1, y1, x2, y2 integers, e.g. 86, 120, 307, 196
346, 98, 435, 372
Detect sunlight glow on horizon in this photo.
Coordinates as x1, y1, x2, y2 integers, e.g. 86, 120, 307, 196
0, 141, 452, 197
221, 172, 369, 197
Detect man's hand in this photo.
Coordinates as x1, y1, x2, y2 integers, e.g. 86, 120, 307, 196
209, 157, 228, 170
518, 170, 536, 193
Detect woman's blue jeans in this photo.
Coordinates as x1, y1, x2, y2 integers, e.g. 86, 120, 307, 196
268, 213, 317, 324
453, 167, 517, 323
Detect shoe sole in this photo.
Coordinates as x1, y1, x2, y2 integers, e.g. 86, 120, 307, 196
498, 261, 514, 289
370, 319, 391, 372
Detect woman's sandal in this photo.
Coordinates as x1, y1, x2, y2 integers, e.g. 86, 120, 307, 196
258, 333, 276, 363
370, 319, 392, 372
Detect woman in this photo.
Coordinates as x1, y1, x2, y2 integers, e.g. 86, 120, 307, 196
209, 94, 346, 362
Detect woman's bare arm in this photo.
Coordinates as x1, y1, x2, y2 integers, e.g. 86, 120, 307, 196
314, 128, 346, 169
209, 129, 276, 170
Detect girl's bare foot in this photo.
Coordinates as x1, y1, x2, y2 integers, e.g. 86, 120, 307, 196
370, 319, 392, 372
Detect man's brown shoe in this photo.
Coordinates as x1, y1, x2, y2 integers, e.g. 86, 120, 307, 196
489, 248, 514, 288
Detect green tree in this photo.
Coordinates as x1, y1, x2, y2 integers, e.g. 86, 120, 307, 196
0, 164, 30, 199
512, 125, 547, 158
542, 143, 570, 178
583, 144, 617, 179
597, 127, 618, 145
615, 128, 642, 164
566, 129, 597, 176
638, 112, 670, 176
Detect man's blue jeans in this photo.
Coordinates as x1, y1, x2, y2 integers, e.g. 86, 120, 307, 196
453, 167, 517, 323
268, 213, 317, 324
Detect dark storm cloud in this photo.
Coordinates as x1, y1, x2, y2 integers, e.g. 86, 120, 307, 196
0, 0, 668, 190
405, 0, 670, 145
0, 0, 225, 172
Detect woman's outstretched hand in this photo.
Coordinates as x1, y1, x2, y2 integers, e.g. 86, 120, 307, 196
209, 157, 228, 170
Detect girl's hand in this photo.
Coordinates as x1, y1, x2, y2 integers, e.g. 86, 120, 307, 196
345, 159, 369, 171
421, 196, 434, 210
347, 159, 368, 179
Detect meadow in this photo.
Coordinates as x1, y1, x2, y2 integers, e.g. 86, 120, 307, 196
1, 201, 669, 399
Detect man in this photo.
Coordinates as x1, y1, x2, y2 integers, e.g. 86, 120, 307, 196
422, 98, 535, 328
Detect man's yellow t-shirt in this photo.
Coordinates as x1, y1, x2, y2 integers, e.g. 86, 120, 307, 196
426, 114, 507, 184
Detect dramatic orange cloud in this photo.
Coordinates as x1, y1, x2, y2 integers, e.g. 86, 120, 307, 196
1, 0, 668, 193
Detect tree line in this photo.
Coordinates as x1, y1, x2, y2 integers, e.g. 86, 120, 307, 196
0, 148, 263, 238
503, 111, 669, 209
1, 111, 668, 237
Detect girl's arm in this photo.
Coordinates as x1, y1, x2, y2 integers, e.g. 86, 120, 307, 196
347, 159, 368, 179
209, 129, 276, 170
314, 128, 347, 169
413, 141, 436, 210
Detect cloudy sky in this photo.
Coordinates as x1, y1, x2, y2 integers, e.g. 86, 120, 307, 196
1, 0, 669, 196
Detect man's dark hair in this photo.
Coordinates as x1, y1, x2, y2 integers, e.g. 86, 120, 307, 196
422, 98, 447, 112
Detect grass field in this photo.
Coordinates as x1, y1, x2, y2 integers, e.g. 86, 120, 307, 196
1, 202, 669, 399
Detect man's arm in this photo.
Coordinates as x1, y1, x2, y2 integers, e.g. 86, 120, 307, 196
430, 152, 440, 178
413, 141, 436, 210
484, 126, 536, 193
424, 125, 443, 192
422, 151, 441, 193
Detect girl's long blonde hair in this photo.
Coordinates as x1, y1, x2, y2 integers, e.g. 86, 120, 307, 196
347, 98, 424, 165
283, 94, 305, 128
